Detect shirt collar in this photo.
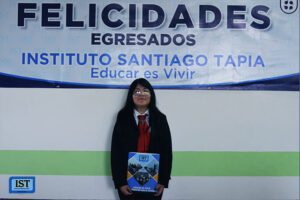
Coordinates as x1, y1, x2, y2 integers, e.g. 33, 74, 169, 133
134, 109, 149, 124
134, 109, 149, 116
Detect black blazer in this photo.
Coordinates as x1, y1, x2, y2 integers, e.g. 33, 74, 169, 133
111, 108, 172, 189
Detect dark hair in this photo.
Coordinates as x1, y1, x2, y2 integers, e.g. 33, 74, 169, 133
122, 78, 160, 114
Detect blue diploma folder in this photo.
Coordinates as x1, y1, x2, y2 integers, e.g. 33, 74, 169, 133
127, 152, 160, 192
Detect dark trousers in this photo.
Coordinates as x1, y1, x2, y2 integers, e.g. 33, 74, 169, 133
117, 190, 163, 200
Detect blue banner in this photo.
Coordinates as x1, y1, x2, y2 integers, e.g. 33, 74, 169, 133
0, 0, 299, 90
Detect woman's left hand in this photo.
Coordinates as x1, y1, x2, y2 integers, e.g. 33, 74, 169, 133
154, 183, 164, 196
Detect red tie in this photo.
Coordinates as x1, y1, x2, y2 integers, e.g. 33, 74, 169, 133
137, 115, 150, 152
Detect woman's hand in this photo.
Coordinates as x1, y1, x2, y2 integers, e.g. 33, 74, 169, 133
119, 185, 133, 196
154, 183, 164, 196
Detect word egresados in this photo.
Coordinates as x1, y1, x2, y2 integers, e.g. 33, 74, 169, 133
18, 3, 271, 30
91, 33, 195, 46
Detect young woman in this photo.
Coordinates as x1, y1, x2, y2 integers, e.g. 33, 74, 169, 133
111, 78, 173, 200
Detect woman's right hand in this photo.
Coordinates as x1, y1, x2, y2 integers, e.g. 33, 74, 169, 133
119, 185, 133, 196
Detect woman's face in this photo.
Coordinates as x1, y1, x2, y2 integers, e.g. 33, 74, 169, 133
132, 84, 151, 110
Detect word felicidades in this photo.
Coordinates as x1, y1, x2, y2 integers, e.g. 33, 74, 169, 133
18, 3, 271, 30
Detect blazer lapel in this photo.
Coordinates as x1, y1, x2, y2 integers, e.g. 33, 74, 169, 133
149, 110, 158, 139
129, 114, 139, 145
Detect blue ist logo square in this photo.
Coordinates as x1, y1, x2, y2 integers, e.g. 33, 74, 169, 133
139, 155, 149, 162
9, 176, 35, 193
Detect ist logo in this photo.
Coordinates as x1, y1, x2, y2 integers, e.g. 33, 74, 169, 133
139, 155, 149, 162
9, 176, 35, 193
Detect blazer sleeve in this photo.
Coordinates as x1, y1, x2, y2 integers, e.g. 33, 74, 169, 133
158, 114, 173, 188
110, 112, 128, 189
